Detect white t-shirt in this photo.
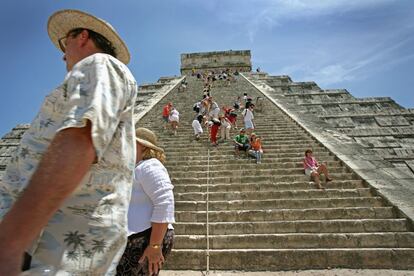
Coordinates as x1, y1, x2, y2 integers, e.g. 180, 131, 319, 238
192, 119, 203, 134
243, 108, 254, 122
128, 158, 175, 234
221, 118, 231, 128
169, 109, 180, 122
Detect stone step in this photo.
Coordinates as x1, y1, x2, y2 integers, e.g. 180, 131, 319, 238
159, 135, 317, 143
154, 122, 305, 129
173, 232, 414, 249
164, 147, 331, 156
171, 151, 331, 160
165, 156, 336, 165
175, 207, 395, 222
166, 160, 342, 170
161, 143, 327, 151
174, 219, 409, 235
175, 188, 372, 201
173, 180, 365, 193
159, 129, 315, 136
165, 150, 334, 158
166, 157, 339, 166
169, 167, 349, 178
175, 197, 384, 212
165, 154, 336, 164
158, 127, 305, 137
172, 173, 358, 184
164, 248, 414, 270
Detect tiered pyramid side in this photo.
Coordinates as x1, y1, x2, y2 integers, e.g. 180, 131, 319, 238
243, 72, 414, 225
1, 70, 414, 271
136, 74, 414, 270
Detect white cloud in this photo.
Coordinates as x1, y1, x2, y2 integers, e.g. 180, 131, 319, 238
301, 34, 414, 86
304, 64, 355, 86
221, 0, 397, 42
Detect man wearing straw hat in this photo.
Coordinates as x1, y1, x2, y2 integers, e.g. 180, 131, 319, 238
0, 9, 137, 275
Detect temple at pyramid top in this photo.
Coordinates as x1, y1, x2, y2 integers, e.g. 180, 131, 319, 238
180, 50, 252, 75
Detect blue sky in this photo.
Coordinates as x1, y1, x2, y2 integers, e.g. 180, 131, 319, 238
1, 0, 413, 137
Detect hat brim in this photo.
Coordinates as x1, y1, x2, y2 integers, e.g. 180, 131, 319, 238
48, 9, 130, 64
136, 137, 164, 153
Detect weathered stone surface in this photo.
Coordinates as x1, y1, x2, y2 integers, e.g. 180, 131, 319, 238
180, 50, 252, 75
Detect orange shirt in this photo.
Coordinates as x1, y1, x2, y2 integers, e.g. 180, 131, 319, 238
250, 139, 262, 151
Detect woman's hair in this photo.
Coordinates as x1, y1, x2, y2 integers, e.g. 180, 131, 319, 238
141, 147, 166, 164
197, 114, 204, 123
305, 149, 313, 156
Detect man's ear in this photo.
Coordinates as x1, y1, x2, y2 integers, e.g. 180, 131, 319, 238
79, 29, 90, 46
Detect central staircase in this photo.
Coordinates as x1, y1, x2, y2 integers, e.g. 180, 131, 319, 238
137, 75, 414, 270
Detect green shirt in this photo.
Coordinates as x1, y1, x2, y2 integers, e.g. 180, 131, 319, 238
234, 134, 249, 144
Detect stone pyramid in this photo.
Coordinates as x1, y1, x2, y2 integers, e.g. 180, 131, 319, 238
0, 50, 413, 271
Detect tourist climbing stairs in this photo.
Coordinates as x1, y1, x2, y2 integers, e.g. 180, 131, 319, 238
136, 75, 414, 270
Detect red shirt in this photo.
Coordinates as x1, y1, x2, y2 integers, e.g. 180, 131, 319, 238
162, 105, 170, 117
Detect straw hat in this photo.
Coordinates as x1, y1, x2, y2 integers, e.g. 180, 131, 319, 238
136, 128, 164, 153
47, 9, 130, 64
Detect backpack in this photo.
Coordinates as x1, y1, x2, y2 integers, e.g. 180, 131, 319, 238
193, 102, 200, 112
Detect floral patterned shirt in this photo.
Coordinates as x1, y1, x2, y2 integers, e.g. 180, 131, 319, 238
0, 53, 137, 275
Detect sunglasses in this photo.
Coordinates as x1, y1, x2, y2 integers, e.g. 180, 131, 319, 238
58, 29, 84, 52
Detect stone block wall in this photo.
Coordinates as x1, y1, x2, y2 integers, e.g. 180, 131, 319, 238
255, 74, 414, 175
180, 50, 252, 75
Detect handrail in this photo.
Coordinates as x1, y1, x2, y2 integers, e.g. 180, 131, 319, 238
206, 147, 210, 274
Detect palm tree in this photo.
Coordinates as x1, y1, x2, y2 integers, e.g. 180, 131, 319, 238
82, 249, 93, 270
89, 239, 107, 269
66, 250, 79, 262
63, 230, 86, 250
100, 199, 115, 223
64, 230, 86, 269
82, 249, 93, 258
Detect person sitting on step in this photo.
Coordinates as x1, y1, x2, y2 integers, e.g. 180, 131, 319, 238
303, 149, 333, 189
233, 128, 250, 158
248, 133, 263, 164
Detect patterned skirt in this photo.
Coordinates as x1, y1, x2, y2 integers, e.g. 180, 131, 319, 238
116, 228, 174, 276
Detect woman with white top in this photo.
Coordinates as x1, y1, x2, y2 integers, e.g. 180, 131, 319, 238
192, 114, 204, 140
169, 108, 180, 136
116, 128, 175, 276
208, 97, 220, 120
243, 104, 255, 135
